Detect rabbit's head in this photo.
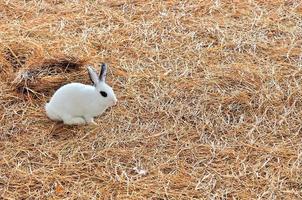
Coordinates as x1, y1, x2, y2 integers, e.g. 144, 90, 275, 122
87, 63, 117, 107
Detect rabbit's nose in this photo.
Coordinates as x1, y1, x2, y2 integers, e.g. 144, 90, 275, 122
113, 99, 117, 106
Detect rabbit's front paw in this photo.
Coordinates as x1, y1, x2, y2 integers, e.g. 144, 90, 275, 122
84, 116, 97, 125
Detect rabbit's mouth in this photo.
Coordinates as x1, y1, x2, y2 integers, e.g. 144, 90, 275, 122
111, 99, 117, 106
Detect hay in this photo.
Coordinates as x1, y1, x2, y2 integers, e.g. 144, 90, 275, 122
0, 0, 302, 199
13, 56, 87, 97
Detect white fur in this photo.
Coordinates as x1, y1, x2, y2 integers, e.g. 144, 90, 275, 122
45, 65, 117, 125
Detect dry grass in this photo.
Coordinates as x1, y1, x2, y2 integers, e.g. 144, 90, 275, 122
0, 0, 302, 199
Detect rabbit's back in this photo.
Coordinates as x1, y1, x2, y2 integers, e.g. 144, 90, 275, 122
46, 83, 95, 118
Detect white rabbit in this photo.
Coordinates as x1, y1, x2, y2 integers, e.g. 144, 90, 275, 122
45, 63, 117, 125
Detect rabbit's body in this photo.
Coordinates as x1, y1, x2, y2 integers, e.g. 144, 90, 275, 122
45, 64, 117, 125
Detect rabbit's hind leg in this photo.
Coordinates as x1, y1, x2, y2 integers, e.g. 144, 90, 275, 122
62, 115, 86, 125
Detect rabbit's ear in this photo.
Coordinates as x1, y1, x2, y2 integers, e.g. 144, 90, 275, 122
87, 66, 99, 85
99, 63, 107, 82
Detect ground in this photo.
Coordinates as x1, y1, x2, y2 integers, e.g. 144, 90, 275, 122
0, 0, 301, 199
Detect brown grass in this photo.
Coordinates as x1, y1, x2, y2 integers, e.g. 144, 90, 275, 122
0, 0, 302, 199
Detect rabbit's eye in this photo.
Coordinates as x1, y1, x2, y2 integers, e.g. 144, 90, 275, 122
100, 91, 108, 97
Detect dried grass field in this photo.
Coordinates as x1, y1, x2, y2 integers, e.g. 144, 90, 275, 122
0, 0, 302, 199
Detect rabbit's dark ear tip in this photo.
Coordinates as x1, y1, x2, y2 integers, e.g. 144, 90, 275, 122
101, 63, 107, 68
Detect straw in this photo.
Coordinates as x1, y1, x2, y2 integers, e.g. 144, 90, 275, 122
0, 0, 301, 199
